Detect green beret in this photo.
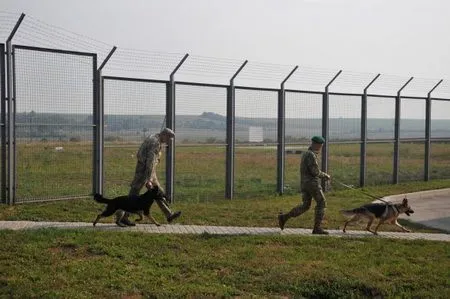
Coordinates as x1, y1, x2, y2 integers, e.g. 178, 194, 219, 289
311, 136, 325, 144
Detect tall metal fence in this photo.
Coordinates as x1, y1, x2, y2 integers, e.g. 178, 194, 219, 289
1, 12, 450, 204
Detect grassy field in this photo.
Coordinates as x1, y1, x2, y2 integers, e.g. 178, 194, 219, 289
1, 179, 450, 297
9, 141, 450, 203
1, 230, 448, 298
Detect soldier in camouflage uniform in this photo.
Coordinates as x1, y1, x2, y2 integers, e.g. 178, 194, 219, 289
116, 128, 182, 226
278, 136, 331, 234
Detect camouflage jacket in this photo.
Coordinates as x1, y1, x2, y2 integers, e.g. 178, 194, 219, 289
137, 134, 162, 181
300, 146, 328, 188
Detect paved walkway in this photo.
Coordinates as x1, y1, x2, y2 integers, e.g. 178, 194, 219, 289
384, 188, 450, 233
0, 220, 448, 242
1, 188, 449, 242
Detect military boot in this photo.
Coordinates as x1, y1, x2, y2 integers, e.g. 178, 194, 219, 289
120, 213, 136, 226
312, 209, 328, 234
167, 211, 182, 223
312, 227, 329, 235
115, 210, 126, 227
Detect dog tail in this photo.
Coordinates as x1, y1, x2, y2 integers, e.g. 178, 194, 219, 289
93, 193, 109, 204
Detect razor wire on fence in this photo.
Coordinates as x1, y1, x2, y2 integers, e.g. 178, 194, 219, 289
1, 11, 450, 203
1, 11, 113, 63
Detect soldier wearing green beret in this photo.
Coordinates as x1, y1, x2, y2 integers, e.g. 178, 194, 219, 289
278, 135, 331, 234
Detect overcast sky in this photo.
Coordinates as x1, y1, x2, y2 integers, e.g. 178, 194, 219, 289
2, 0, 449, 78
1, 0, 450, 118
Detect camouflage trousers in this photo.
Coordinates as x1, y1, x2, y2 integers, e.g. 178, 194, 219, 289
286, 185, 327, 228
129, 159, 157, 197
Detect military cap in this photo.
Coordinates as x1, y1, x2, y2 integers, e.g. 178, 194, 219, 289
311, 136, 325, 144
160, 127, 175, 137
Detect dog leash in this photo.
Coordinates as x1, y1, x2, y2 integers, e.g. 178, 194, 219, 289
333, 179, 391, 204
333, 180, 403, 218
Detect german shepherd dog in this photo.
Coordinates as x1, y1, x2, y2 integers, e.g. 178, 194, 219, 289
93, 186, 165, 227
341, 197, 414, 235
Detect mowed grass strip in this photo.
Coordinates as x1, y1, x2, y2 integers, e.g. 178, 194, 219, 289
0, 229, 449, 298
2, 180, 449, 234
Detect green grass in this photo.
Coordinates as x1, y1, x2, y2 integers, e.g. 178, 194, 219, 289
1, 181, 450, 298
10, 141, 450, 202
16, 143, 93, 198
0, 230, 449, 298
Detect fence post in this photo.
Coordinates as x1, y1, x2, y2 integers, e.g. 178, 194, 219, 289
94, 46, 116, 195
360, 74, 380, 187
6, 41, 14, 205
393, 77, 414, 184
0, 44, 5, 204
424, 79, 443, 181
277, 66, 298, 194
322, 70, 341, 190
166, 54, 188, 202
226, 60, 247, 199
6, 13, 25, 205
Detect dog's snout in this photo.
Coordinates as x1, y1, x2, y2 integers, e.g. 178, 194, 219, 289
405, 209, 414, 216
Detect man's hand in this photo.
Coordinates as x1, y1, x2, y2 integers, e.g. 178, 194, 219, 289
145, 180, 153, 189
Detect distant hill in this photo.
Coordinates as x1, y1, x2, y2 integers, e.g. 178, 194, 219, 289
14, 111, 450, 142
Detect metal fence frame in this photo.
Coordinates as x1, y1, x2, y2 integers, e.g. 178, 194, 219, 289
9, 44, 97, 204
2, 44, 450, 203
101, 75, 169, 197
0, 43, 5, 204
2, 13, 450, 204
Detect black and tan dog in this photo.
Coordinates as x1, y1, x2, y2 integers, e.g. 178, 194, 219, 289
93, 186, 165, 227
341, 197, 414, 235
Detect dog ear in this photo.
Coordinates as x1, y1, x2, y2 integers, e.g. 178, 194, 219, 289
402, 197, 408, 205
